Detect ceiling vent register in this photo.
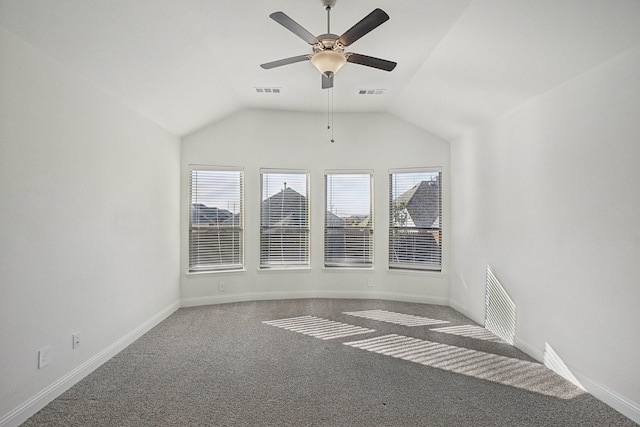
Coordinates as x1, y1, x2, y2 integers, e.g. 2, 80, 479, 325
255, 87, 281, 93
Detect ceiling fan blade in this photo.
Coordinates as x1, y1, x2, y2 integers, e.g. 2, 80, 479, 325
347, 53, 397, 71
322, 72, 334, 89
260, 55, 311, 69
270, 12, 319, 45
338, 8, 389, 47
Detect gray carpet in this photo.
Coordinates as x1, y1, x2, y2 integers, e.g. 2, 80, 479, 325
23, 299, 636, 426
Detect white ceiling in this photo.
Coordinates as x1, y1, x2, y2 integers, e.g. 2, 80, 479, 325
1, 0, 639, 140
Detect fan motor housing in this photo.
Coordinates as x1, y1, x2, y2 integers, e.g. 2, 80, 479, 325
314, 34, 344, 53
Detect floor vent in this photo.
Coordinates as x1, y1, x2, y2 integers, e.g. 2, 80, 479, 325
485, 265, 516, 345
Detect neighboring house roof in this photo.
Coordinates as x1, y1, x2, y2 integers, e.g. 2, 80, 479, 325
326, 211, 347, 227
356, 216, 372, 228
191, 203, 233, 225
394, 180, 440, 228
220, 213, 241, 226
261, 187, 308, 227
192, 184, 398, 229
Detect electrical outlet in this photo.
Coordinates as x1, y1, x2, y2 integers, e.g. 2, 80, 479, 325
219, 281, 225, 291
38, 346, 51, 369
73, 332, 81, 349
367, 278, 374, 288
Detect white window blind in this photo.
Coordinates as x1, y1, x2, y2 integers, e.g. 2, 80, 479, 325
189, 166, 243, 272
260, 170, 310, 268
325, 171, 373, 268
389, 168, 442, 271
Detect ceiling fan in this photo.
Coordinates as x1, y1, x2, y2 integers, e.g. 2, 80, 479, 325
260, 0, 397, 89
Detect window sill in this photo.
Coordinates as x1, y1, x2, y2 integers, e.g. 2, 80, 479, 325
257, 266, 312, 273
322, 267, 375, 272
186, 269, 246, 277
386, 267, 444, 276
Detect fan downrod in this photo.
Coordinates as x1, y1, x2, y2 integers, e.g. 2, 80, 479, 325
322, 0, 337, 34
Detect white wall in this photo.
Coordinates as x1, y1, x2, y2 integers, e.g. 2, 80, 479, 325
450, 45, 640, 422
0, 27, 181, 426
181, 110, 450, 306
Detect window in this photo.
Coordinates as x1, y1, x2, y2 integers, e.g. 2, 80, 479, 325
324, 171, 373, 268
188, 166, 243, 272
260, 170, 310, 268
389, 168, 442, 271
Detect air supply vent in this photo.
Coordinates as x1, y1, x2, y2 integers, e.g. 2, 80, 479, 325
255, 87, 281, 93
358, 89, 385, 95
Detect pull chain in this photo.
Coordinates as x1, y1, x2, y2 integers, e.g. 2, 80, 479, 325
331, 88, 335, 143
327, 88, 335, 143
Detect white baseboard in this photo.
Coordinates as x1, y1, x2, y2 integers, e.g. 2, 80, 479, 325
514, 337, 544, 361
514, 336, 640, 424
180, 290, 450, 308
0, 301, 180, 427
573, 370, 640, 424
448, 297, 465, 315
447, 298, 484, 325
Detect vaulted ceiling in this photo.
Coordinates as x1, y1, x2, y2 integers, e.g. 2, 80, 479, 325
1, 0, 639, 140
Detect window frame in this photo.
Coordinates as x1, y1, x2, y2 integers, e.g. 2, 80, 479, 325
188, 165, 244, 273
388, 167, 442, 272
324, 170, 374, 268
259, 169, 311, 269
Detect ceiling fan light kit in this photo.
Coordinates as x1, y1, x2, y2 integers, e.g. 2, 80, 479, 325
260, 0, 396, 89
310, 49, 347, 75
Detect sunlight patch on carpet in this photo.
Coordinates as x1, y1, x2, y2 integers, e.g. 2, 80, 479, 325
343, 310, 449, 326
343, 334, 585, 399
431, 325, 505, 343
263, 316, 375, 340
543, 343, 585, 391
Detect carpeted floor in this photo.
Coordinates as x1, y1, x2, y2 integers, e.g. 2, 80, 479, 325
22, 299, 637, 426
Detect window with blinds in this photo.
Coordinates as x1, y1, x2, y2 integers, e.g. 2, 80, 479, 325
260, 170, 310, 268
325, 171, 373, 268
389, 168, 442, 271
189, 166, 243, 272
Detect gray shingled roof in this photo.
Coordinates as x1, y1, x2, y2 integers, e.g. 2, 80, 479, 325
261, 187, 308, 227
394, 180, 440, 228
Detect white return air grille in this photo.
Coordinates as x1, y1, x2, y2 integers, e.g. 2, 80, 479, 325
485, 265, 516, 345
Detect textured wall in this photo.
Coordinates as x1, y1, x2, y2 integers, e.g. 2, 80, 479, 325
450, 45, 640, 421
0, 27, 181, 425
